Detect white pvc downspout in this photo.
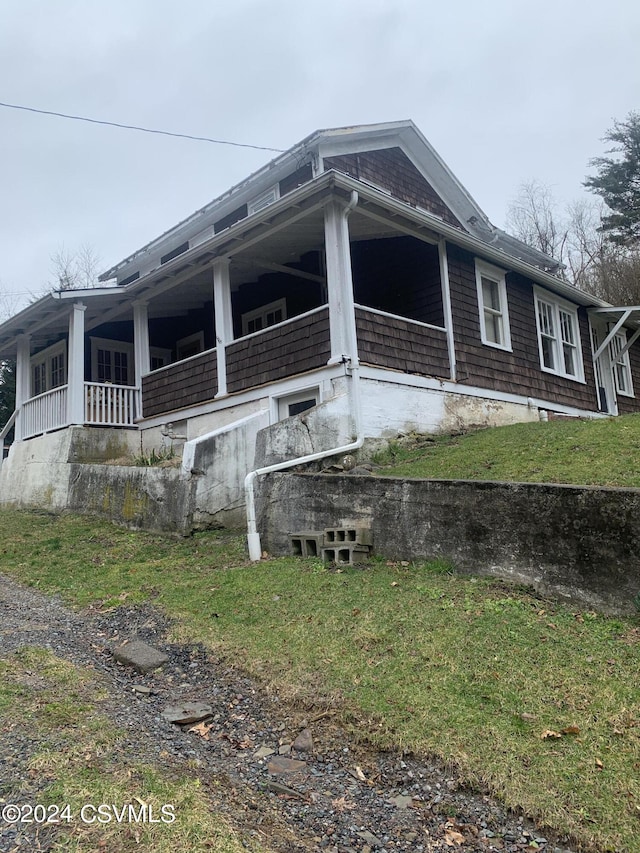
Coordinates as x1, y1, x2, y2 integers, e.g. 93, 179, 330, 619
245, 360, 363, 560
245, 191, 361, 561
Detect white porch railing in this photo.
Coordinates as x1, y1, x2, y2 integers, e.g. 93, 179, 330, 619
85, 382, 137, 426
21, 385, 69, 439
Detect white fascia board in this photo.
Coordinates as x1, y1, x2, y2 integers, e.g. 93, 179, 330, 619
52, 286, 122, 300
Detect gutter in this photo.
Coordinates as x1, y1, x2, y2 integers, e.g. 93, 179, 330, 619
244, 190, 362, 561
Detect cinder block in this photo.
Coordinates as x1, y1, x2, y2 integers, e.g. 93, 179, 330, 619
289, 532, 324, 558
324, 527, 373, 547
321, 545, 371, 566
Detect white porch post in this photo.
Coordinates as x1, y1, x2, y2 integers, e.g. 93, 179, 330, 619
14, 333, 31, 440
67, 301, 86, 426
324, 197, 359, 366
213, 257, 232, 398
133, 300, 150, 418
438, 239, 457, 382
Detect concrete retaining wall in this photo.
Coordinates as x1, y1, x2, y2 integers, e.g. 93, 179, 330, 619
67, 464, 192, 533
257, 473, 640, 614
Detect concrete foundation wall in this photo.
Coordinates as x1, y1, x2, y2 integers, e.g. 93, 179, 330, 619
257, 473, 640, 615
185, 410, 271, 529
255, 390, 352, 467
67, 464, 192, 533
0, 428, 140, 511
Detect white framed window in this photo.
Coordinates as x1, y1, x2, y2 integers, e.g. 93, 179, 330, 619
248, 185, 279, 215
276, 387, 320, 421
90, 337, 134, 385
241, 299, 287, 336
534, 288, 584, 381
610, 331, 634, 397
149, 347, 172, 372
475, 260, 511, 350
31, 341, 67, 396
176, 332, 204, 361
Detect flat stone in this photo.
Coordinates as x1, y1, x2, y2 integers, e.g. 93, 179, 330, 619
132, 685, 152, 695
291, 727, 314, 753
254, 746, 276, 759
389, 794, 413, 809
113, 639, 169, 673
267, 755, 308, 775
357, 830, 384, 847
161, 702, 213, 725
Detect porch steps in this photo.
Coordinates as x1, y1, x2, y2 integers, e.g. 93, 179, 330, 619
289, 526, 373, 566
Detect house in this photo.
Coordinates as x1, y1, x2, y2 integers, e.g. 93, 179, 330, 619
1, 120, 640, 532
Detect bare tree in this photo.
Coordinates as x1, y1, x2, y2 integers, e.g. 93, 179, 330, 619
0, 287, 20, 322
505, 180, 569, 263
50, 243, 102, 290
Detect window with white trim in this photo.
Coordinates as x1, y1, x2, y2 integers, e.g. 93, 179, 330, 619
475, 260, 511, 350
610, 331, 634, 397
241, 299, 287, 336
31, 341, 67, 396
534, 289, 584, 380
90, 338, 134, 385
176, 332, 204, 361
276, 387, 320, 420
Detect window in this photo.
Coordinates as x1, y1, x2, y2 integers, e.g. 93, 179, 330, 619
276, 387, 320, 420
31, 341, 67, 396
176, 333, 204, 361
534, 289, 584, 381
241, 299, 287, 336
248, 185, 279, 215
475, 260, 511, 350
610, 331, 634, 397
90, 338, 134, 385
149, 347, 172, 372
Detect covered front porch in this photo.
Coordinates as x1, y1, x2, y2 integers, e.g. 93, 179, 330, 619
1, 176, 458, 445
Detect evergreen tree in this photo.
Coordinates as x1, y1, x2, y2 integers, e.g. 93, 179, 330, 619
585, 111, 640, 245
0, 360, 16, 443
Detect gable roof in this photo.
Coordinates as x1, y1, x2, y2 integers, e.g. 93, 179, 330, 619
99, 120, 562, 285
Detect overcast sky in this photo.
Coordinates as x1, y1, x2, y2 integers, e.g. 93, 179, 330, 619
1, 0, 638, 314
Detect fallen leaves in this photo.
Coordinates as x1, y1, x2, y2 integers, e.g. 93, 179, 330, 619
443, 822, 465, 846
188, 721, 213, 740
540, 725, 580, 739
331, 795, 355, 812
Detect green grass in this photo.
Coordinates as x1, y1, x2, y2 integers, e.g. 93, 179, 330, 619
374, 412, 640, 487
0, 646, 256, 853
1, 510, 639, 851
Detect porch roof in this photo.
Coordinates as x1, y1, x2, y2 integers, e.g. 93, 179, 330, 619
0, 170, 629, 361
0, 287, 131, 359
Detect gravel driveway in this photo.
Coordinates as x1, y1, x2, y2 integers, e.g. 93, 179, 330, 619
0, 573, 578, 853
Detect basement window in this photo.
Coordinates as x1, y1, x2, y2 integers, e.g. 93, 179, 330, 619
277, 387, 320, 420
